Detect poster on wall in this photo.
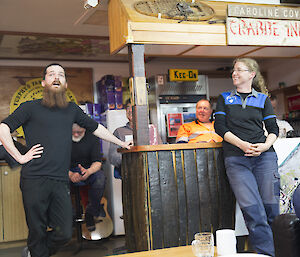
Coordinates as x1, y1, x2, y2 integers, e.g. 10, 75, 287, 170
287, 94, 300, 111
0, 32, 128, 62
0, 66, 93, 125
183, 113, 196, 123
167, 113, 183, 138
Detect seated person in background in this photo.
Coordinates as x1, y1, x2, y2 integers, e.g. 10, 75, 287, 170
176, 99, 223, 143
108, 99, 162, 179
69, 123, 106, 232
270, 94, 294, 137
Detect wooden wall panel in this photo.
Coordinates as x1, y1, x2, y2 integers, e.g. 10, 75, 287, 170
147, 151, 163, 250
122, 152, 135, 250
196, 148, 212, 233
183, 149, 202, 243
123, 152, 148, 252
207, 148, 219, 231
175, 150, 188, 246
122, 146, 235, 252
158, 150, 179, 248
0, 66, 93, 123
1, 166, 28, 242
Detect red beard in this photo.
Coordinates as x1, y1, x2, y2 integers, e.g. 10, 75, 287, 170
42, 82, 68, 109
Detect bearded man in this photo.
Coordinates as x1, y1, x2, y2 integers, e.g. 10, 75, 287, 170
69, 123, 106, 232
0, 63, 132, 257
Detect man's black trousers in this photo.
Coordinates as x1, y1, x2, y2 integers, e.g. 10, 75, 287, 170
20, 177, 73, 257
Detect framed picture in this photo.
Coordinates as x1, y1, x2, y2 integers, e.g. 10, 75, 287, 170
0, 31, 127, 62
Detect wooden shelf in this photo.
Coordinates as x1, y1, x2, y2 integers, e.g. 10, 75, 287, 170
270, 84, 300, 96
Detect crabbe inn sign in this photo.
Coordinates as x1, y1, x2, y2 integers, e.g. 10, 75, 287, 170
227, 4, 300, 46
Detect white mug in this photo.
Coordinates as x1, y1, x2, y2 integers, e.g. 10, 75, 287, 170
125, 135, 133, 142
216, 229, 237, 256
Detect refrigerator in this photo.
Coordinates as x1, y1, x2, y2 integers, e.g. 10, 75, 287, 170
101, 109, 128, 235
148, 74, 209, 143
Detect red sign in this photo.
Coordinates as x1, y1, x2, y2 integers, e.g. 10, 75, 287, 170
227, 17, 300, 46
288, 94, 300, 111
167, 113, 183, 138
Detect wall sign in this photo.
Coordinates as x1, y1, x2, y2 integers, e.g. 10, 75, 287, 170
167, 113, 183, 137
228, 4, 300, 20
287, 94, 300, 111
227, 17, 300, 46
168, 69, 198, 81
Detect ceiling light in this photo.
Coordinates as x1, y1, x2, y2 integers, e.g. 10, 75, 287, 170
84, 0, 99, 9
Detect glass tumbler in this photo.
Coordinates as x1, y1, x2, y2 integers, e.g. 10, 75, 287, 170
191, 232, 214, 257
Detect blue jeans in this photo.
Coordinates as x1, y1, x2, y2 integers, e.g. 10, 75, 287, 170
72, 170, 106, 217
224, 151, 280, 257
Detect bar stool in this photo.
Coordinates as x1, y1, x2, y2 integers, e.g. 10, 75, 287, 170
72, 184, 112, 254
73, 185, 86, 253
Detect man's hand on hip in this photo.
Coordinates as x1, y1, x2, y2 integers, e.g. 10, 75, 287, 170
19, 144, 43, 164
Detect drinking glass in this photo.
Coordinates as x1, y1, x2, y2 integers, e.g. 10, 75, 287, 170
191, 232, 214, 257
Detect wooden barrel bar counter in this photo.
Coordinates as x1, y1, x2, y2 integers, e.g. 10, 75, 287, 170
119, 142, 235, 252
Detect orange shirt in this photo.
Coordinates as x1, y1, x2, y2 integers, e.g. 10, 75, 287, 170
176, 120, 223, 143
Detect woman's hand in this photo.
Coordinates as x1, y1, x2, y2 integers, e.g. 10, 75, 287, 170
246, 143, 270, 156
224, 131, 272, 157
239, 141, 264, 156
239, 141, 255, 155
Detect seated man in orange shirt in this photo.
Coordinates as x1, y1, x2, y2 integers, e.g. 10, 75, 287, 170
176, 99, 223, 143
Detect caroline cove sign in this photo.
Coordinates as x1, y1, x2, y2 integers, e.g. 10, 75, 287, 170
228, 4, 300, 20
227, 17, 300, 46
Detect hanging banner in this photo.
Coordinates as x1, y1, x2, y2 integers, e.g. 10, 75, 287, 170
227, 17, 300, 46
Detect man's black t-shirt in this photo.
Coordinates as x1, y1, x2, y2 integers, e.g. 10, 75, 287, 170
2, 99, 98, 181
70, 132, 102, 170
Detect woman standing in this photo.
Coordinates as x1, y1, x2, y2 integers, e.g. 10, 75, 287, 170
215, 58, 279, 257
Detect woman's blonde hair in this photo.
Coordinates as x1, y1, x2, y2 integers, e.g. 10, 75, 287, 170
233, 58, 268, 95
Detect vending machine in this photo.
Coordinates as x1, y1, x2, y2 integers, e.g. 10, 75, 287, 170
148, 74, 209, 143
